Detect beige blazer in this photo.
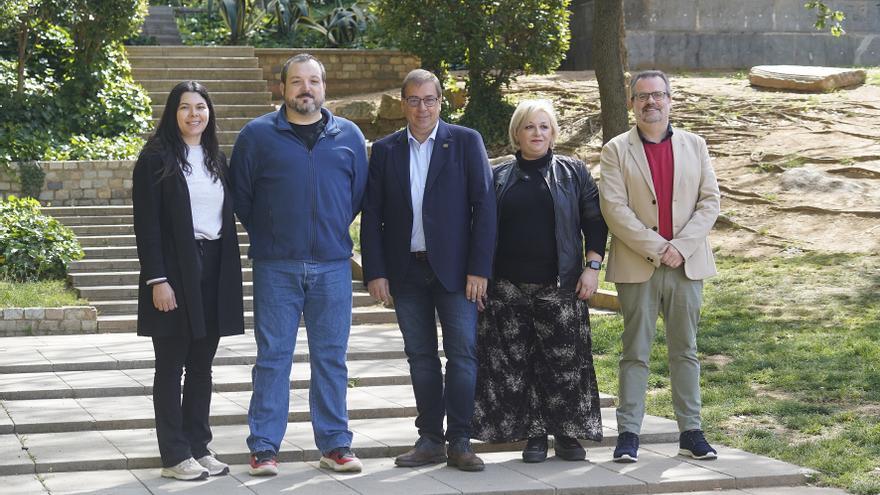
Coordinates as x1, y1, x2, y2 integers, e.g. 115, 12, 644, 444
599, 126, 720, 283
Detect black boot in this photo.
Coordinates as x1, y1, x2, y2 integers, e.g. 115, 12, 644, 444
554, 435, 586, 461
522, 436, 548, 463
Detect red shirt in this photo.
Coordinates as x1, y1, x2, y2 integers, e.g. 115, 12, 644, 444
643, 135, 674, 240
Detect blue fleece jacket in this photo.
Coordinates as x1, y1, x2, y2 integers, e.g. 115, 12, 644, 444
229, 106, 368, 261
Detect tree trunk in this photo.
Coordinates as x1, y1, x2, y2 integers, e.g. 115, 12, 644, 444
592, 0, 629, 144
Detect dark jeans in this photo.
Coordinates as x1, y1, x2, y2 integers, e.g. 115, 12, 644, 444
152, 238, 221, 467
391, 255, 478, 441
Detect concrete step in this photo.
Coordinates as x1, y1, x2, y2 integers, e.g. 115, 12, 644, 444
130, 56, 260, 69
133, 67, 264, 81
150, 116, 258, 133
138, 78, 267, 93
43, 205, 132, 217
147, 91, 271, 105
151, 35, 184, 45
83, 244, 242, 259
69, 267, 253, 286
67, 222, 246, 237
73, 232, 249, 247
152, 103, 272, 119
0, 453, 823, 494
56, 214, 134, 226
69, 254, 250, 272
126, 45, 255, 58
95, 306, 397, 333
92, 292, 377, 314
0, 324, 407, 373
140, 25, 183, 36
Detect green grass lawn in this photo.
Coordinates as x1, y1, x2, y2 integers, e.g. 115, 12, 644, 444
591, 252, 880, 494
0, 279, 86, 308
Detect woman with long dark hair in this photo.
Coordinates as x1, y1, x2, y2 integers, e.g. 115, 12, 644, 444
132, 81, 244, 480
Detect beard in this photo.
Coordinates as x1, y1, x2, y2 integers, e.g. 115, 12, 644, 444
637, 105, 665, 123
288, 92, 324, 115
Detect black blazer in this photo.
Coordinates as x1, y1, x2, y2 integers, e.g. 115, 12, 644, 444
132, 148, 245, 338
360, 120, 496, 292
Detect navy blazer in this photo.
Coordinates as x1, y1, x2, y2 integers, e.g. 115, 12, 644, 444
360, 120, 496, 292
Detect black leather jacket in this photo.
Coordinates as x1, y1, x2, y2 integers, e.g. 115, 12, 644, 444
492, 153, 607, 290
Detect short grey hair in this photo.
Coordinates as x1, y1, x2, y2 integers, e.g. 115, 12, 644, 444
280, 53, 326, 84
401, 69, 443, 99
508, 99, 559, 150
629, 70, 671, 100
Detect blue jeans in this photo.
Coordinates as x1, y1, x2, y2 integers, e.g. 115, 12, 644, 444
247, 259, 353, 455
391, 257, 478, 441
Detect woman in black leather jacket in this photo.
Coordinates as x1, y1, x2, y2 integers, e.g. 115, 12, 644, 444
472, 99, 608, 463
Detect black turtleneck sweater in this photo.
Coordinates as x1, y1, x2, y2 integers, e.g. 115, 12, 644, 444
495, 151, 558, 284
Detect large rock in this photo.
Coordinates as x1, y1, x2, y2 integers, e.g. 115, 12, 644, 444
326, 100, 376, 123
378, 93, 405, 120
748, 65, 866, 92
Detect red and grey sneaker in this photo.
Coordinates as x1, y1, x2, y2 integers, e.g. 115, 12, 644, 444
319, 446, 363, 472
248, 451, 279, 476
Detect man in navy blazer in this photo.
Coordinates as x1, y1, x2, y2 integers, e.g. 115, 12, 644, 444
360, 69, 496, 472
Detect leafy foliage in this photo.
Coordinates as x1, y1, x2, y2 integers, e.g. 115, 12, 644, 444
0, 195, 84, 281
805, 1, 846, 37
0, 1, 151, 174
218, 0, 265, 44
375, 0, 571, 147
269, 0, 309, 36
300, 1, 374, 47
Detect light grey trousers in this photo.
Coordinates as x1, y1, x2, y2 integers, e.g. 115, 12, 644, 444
615, 264, 704, 434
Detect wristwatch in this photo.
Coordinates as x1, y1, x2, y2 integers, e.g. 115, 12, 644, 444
586, 260, 602, 270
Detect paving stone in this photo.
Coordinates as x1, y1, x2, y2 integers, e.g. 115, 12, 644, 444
23, 430, 127, 473
235, 461, 357, 495
76, 395, 155, 429
318, 456, 459, 495
0, 348, 52, 372
300, 387, 408, 420
495, 453, 645, 494
4, 398, 94, 433
595, 445, 735, 492
56, 370, 146, 397
39, 346, 111, 371
0, 372, 71, 399
1, 473, 47, 494
100, 427, 161, 469
0, 403, 13, 433
644, 443, 811, 489
0, 434, 32, 475
133, 465, 256, 494
745, 488, 850, 494
417, 454, 555, 494
41, 469, 151, 494
348, 417, 419, 456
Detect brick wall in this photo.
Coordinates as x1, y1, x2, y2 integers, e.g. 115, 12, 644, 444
0, 160, 135, 206
0, 306, 98, 336
254, 48, 421, 100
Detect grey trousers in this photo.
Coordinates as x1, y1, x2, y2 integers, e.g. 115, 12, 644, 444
615, 265, 704, 434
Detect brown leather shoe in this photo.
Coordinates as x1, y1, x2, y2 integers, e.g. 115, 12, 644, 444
395, 436, 447, 467
447, 438, 484, 472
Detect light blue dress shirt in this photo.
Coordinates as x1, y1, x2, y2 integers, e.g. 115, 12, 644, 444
407, 122, 439, 252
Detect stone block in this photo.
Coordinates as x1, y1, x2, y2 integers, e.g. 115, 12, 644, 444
38, 191, 53, 201
83, 190, 98, 199
44, 308, 64, 320
46, 181, 63, 191
60, 319, 82, 332
377, 94, 405, 120
749, 65, 866, 91
3, 308, 24, 320
326, 100, 377, 124
23, 308, 44, 320
37, 319, 61, 332
81, 319, 98, 332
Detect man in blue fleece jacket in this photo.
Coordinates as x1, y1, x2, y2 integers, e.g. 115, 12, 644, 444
230, 53, 368, 476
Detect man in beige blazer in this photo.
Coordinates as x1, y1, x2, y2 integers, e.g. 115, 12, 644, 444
599, 70, 721, 463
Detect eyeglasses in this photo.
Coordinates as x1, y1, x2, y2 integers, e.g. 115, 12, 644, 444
404, 96, 441, 108
633, 91, 668, 102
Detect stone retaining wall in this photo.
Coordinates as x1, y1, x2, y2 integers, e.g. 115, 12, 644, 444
254, 48, 421, 100
0, 306, 97, 336
564, 0, 880, 69
0, 160, 135, 206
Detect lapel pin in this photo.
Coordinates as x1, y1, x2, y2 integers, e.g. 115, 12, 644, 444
442, 143, 449, 148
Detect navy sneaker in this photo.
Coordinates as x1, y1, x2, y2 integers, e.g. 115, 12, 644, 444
679, 429, 717, 460
612, 431, 639, 463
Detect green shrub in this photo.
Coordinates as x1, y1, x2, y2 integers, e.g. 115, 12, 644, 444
0, 195, 84, 281
375, 0, 571, 147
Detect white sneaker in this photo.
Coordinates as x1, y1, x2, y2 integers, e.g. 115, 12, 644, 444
196, 454, 230, 476
160, 457, 209, 481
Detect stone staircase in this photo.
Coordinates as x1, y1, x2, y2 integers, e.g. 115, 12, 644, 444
0, 206, 831, 494
138, 6, 183, 45
126, 46, 275, 156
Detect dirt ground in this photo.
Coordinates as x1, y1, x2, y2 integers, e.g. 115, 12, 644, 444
502, 71, 880, 257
